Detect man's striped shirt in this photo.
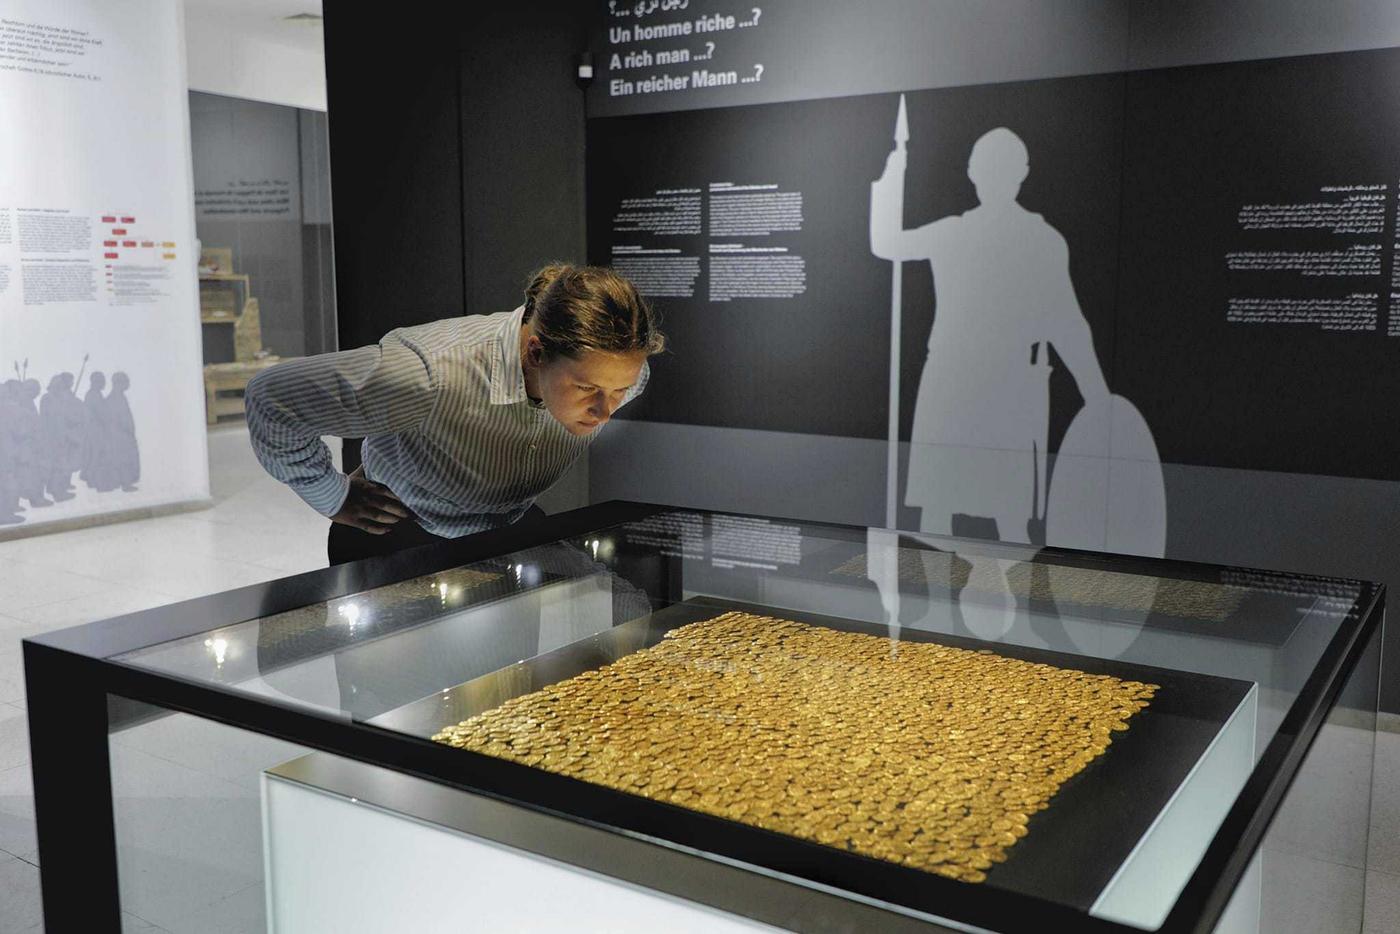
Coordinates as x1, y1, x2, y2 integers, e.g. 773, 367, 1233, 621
244, 306, 647, 538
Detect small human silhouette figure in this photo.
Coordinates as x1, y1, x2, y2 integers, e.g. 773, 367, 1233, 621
80, 371, 107, 489
40, 372, 82, 501
104, 372, 140, 492
0, 381, 25, 524
12, 378, 51, 508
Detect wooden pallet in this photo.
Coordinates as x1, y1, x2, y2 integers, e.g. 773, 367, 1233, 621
203, 356, 285, 425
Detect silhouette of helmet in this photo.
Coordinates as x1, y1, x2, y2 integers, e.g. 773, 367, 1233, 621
112, 372, 130, 391
967, 128, 1029, 202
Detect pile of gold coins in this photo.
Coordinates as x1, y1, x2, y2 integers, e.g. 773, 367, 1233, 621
432, 611, 1157, 883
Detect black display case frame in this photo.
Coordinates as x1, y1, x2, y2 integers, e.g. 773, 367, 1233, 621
21, 500, 1384, 933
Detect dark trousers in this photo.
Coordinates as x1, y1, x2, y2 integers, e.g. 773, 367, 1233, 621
326, 506, 548, 567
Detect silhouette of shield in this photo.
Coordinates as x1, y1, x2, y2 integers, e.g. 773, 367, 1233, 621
1046, 394, 1166, 559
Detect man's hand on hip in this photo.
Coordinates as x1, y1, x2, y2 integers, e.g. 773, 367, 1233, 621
331, 465, 412, 534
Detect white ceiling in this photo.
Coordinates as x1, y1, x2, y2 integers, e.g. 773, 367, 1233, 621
183, 0, 324, 53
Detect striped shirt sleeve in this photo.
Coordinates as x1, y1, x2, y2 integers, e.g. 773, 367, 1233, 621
244, 334, 437, 517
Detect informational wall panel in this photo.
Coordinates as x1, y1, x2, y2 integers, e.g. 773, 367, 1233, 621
590, 21, 1400, 483
581, 1, 1400, 712
0, 0, 208, 530
1115, 49, 1400, 479
588, 76, 1123, 448
587, 0, 1131, 118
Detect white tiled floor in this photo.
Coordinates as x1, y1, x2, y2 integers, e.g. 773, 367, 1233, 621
0, 425, 1397, 932
0, 426, 328, 933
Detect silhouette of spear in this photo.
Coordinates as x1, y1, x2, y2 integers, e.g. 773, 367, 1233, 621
884, 94, 908, 529
74, 353, 89, 393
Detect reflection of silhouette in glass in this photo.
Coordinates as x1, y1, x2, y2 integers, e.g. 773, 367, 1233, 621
0, 381, 24, 524
80, 371, 106, 489
40, 372, 82, 502
101, 372, 140, 492
246, 541, 655, 722
870, 98, 1166, 647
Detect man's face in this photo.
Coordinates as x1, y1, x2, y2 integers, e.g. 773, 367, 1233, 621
536, 348, 647, 436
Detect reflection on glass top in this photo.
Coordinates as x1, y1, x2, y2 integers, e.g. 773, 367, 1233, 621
117, 507, 1369, 739
115, 508, 1375, 924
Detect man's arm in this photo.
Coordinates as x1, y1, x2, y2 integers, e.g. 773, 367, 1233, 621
244, 334, 436, 519
870, 150, 954, 262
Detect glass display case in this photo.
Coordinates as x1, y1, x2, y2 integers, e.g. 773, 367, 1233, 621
23, 502, 1384, 933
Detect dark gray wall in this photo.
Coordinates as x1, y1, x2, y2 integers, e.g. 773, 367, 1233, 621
588, 0, 1129, 118
584, 2, 1400, 712
323, 1, 1396, 711
1127, 0, 1400, 69
324, 1, 591, 343
460, 14, 590, 316
323, 0, 591, 494
588, 0, 1400, 118
323, 8, 465, 350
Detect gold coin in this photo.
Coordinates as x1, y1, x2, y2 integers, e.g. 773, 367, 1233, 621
430, 610, 1153, 882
